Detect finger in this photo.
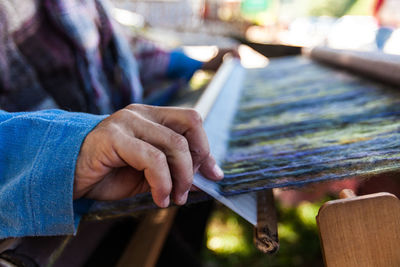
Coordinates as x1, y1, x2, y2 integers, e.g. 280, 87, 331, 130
114, 133, 172, 208
125, 105, 221, 182
159, 109, 219, 180
199, 155, 224, 181
126, 105, 211, 172
124, 110, 193, 205
84, 167, 149, 200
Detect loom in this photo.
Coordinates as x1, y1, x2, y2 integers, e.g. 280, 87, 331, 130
89, 46, 400, 254
83, 46, 400, 252
2, 47, 400, 265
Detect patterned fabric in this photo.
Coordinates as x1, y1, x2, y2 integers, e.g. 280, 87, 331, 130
220, 56, 400, 195
0, 0, 57, 111
0, 0, 171, 113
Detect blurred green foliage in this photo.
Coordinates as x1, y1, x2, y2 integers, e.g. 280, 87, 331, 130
203, 198, 331, 267
345, 0, 376, 15
294, 0, 375, 17
243, 0, 375, 26
189, 71, 213, 91
307, 0, 356, 17
241, 0, 271, 15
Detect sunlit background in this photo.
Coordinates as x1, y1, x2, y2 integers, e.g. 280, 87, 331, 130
112, 0, 400, 54
112, 0, 400, 70
111, 0, 400, 265
202, 200, 324, 267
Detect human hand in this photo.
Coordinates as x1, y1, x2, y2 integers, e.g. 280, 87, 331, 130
201, 47, 240, 72
74, 104, 223, 208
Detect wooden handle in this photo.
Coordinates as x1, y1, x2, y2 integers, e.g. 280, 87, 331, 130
253, 189, 279, 254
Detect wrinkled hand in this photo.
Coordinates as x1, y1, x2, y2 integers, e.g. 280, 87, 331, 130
74, 104, 223, 208
202, 47, 240, 72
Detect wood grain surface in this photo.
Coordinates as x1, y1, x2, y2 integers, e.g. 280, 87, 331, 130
317, 191, 400, 267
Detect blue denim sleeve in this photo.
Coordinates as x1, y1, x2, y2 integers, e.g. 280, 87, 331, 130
167, 49, 204, 81
0, 110, 106, 238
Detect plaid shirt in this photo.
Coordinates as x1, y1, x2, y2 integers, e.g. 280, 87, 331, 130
0, 0, 195, 114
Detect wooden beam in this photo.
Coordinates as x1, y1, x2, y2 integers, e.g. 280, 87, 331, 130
306, 47, 400, 87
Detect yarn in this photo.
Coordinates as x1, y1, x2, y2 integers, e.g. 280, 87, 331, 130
219, 56, 400, 195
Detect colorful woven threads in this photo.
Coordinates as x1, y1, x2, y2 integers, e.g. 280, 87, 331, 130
219, 56, 400, 195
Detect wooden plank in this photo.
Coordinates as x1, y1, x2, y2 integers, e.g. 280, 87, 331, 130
253, 189, 279, 254
116, 207, 178, 267
317, 191, 400, 267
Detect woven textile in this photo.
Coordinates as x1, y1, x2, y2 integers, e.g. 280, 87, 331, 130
220, 56, 400, 195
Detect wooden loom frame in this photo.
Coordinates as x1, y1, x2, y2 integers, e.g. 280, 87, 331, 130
317, 189, 400, 267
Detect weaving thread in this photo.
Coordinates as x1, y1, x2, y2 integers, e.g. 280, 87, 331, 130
219, 56, 400, 195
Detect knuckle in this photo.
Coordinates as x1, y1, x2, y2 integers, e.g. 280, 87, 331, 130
192, 149, 210, 169
126, 103, 139, 110
115, 108, 133, 120
96, 117, 122, 139
181, 176, 193, 190
149, 148, 167, 165
126, 103, 150, 113
185, 109, 203, 126
169, 133, 189, 153
114, 108, 142, 128
155, 182, 172, 197
104, 122, 121, 138
199, 147, 211, 160
193, 146, 210, 163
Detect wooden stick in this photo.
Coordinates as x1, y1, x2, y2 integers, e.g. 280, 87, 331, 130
116, 207, 178, 267
253, 189, 279, 254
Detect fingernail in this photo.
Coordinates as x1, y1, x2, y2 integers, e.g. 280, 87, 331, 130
161, 196, 170, 208
177, 191, 189, 205
213, 164, 224, 179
